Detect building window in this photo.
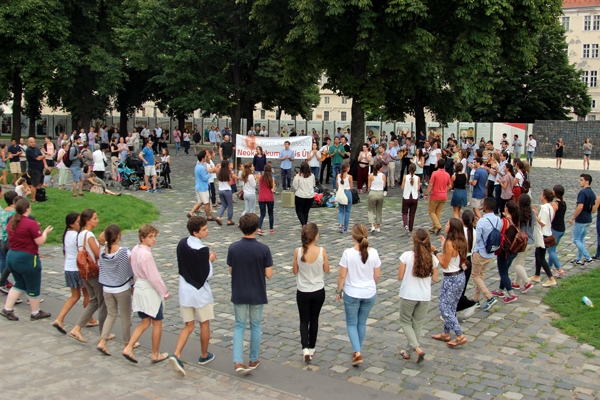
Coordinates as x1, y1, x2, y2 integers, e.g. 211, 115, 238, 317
591, 71, 598, 87
323, 96, 330, 104
582, 71, 589, 86
584, 44, 591, 58
341, 111, 347, 121
585, 15, 592, 30
593, 44, 599, 58
341, 96, 348, 104
589, 115, 597, 121
594, 15, 600, 30
260, 110, 265, 119
324, 111, 329, 121
562, 16, 570, 31
592, 99, 596, 108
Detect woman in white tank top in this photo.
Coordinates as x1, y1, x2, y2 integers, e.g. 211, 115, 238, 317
293, 223, 330, 362
367, 161, 385, 232
401, 164, 420, 235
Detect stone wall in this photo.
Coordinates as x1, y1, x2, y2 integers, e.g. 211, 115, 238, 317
533, 120, 600, 159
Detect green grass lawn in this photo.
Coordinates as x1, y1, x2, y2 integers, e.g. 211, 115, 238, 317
543, 267, 600, 349
2, 188, 159, 245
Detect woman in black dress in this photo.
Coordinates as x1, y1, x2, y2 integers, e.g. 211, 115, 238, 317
555, 138, 564, 170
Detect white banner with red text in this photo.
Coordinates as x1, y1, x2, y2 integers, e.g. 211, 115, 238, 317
235, 135, 313, 159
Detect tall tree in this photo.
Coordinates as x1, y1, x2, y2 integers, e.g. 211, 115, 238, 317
468, 22, 591, 122
0, 0, 71, 139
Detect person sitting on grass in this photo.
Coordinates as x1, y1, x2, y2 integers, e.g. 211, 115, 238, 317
43, 170, 54, 188
122, 224, 170, 364
14, 177, 31, 198
82, 166, 121, 196
169, 216, 217, 377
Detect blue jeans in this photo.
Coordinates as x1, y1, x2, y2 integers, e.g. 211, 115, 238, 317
233, 304, 263, 363
338, 190, 352, 230
527, 151, 534, 166
343, 293, 376, 353
547, 229, 565, 269
497, 252, 517, 291
332, 164, 342, 189
310, 166, 319, 180
218, 190, 234, 221
174, 141, 180, 155
281, 168, 292, 190
573, 222, 592, 261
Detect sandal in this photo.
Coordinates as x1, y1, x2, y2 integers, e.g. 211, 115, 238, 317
416, 349, 425, 363
400, 350, 410, 360
431, 333, 451, 342
215, 218, 222, 226
447, 335, 467, 347
69, 332, 88, 343
97, 347, 111, 356
151, 352, 169, 363
85, 321, 99, 327
122, 352, 138, 364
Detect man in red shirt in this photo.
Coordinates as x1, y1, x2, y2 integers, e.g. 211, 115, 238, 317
424, 159, 452, 234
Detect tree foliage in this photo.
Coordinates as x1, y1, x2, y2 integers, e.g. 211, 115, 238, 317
468, 22, 591, 122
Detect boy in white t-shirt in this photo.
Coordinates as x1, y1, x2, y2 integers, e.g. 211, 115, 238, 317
169, 216, 217, 377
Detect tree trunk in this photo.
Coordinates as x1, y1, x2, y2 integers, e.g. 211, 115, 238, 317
350, 98, 365, 162
177, 115, 185, 132
119, 104, 128, 135
414, 92, 426, 139
28, 113, 36, 137
11, 72, 22, 141
276, 106, 282, 120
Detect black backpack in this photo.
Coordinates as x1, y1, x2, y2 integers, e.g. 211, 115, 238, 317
35, 187, 47, 202
485, 218, 502, 254
351, 188, 360, 204
63, 144, 74, 167
521, 172, 530, 193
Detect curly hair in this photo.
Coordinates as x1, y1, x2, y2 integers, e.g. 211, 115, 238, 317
412, 229, 433, 278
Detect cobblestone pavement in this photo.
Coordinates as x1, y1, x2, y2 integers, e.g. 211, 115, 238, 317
31, 150, 600, 399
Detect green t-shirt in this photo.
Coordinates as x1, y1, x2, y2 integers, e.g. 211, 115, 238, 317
330, 144, 346, 165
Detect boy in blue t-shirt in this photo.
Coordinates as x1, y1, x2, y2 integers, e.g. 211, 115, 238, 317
569, 174, 596, 264
227, 213, 273, 375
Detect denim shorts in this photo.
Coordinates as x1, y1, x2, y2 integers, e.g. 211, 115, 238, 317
138, 303, 164, 321
70, 166, 83, 182
450, 188, 467, 207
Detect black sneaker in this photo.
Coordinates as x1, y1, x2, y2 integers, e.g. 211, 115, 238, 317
570, 259, 580, 264
0, 308, 18, 321
30, 310, 51, 320
575, 260, 586, 266
584, 258, 594, 264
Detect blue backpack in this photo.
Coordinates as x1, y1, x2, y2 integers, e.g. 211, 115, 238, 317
485, 218, 503, 254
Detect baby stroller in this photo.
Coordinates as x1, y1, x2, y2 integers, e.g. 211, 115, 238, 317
117, 154, 144, 191
155, 162, 170, 189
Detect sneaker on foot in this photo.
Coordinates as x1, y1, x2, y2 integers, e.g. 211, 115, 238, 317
308, 348, 315, 356
0, 285, 9, 294
169, 355, 186, 377
0, 308, 18, 321
502, 295, 518, 304
404, 225, 410, 236
198, 352, 215, 365
376, 228, 380, 233
248, 360, 260, 369
491, 290, 505, 297
463, 304, 477, 318
511, 283, 521, 290
575, 260, 586, 266
570, 259, 580, 265
303, 348, 311, 363
583, 258, 594, 264
370, 226, 375, 233
522, 282, 533, 293
529, 276, 541, 283
542, 279, 557, 287
483, 297, 498, 312
30, 310, 51, 320
351, 352, 363, 366
235, 363, 252, 375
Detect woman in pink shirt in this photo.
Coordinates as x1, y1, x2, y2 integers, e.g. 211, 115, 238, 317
122, 224, 170, 363
172, 128, 181, 156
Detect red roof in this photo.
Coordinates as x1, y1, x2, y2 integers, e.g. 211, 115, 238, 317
563, 0, 600, 8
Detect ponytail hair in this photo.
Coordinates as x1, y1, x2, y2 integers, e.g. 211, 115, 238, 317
300, 223, 319, 262
412, 229, 433, 278
104, 224, 121, 254
63, 212, 80, 255
10, 198, 30, 234
340, 162, 350, 185
408, 163, 416, 185
351, 223, 369, 263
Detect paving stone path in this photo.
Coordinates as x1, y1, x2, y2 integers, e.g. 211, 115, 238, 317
35, 150, 600, 399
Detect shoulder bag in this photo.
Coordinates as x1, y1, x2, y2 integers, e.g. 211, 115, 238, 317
77, 232, 100, 280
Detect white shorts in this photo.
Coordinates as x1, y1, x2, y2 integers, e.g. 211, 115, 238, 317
471, 198, 483, 209
180, 304, 214, 323
144, 166, 157, 176
196, 191, 209, 204
9, 162, 21, 174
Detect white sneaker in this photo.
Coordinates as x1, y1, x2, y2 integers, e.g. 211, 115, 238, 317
383, 191, 388, 196
308, 348, 315, 356
376, 228, 380, 233
463, 304, 477, 319
371, 226, 376, 233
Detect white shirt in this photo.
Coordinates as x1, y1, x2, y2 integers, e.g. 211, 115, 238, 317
337, 174, 351, 190
402, 174, 420, 199
92, 150, 106, 172
293, 174, 315, 198
218, 181, 231, 191
77, 230, 98, 263
141, 128, 150, 138
429, 148, 441, 166
339, 248, 381, 299
399, 251, 438, 301
63, 230, 79, 272
445, 255, 461, 273
296, 247, 325, 292
243, 174, 256, 194
178, 236, 213, 308
208, 160, 216, 183
527, 139, 537, 152
308, 150, 321, 167
539, 203, 554, 236
370, 172, 385, 191
259, 129, 268, 137
247, 129, 256, 136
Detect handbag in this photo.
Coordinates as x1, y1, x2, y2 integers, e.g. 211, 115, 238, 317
543, 234, 557, 248
335, 185, 348, 205
90, 186, 104, 194
76, 232, 99, 280
533, 221, 545, 248
236, 189, 244, 200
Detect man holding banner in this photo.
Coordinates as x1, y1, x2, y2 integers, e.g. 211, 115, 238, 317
279, 141, 295, 190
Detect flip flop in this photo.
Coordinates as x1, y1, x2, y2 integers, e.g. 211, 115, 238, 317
52, 322, 67, 335
133, 342, 140, 349
151, 352, 169, 363
400, 350, 410, 360
447, 336, 467, 347
416, 351, 425, 363
122, 352, 138, 364
97, 347, 111, 356
431, 333, 450, 342
85, 321, 99, 327
107, 334, 116, 340
69, 332, 88, 343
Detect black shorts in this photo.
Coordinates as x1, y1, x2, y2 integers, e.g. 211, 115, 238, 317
28, 169, 43, 187
46, 160, 55, 167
